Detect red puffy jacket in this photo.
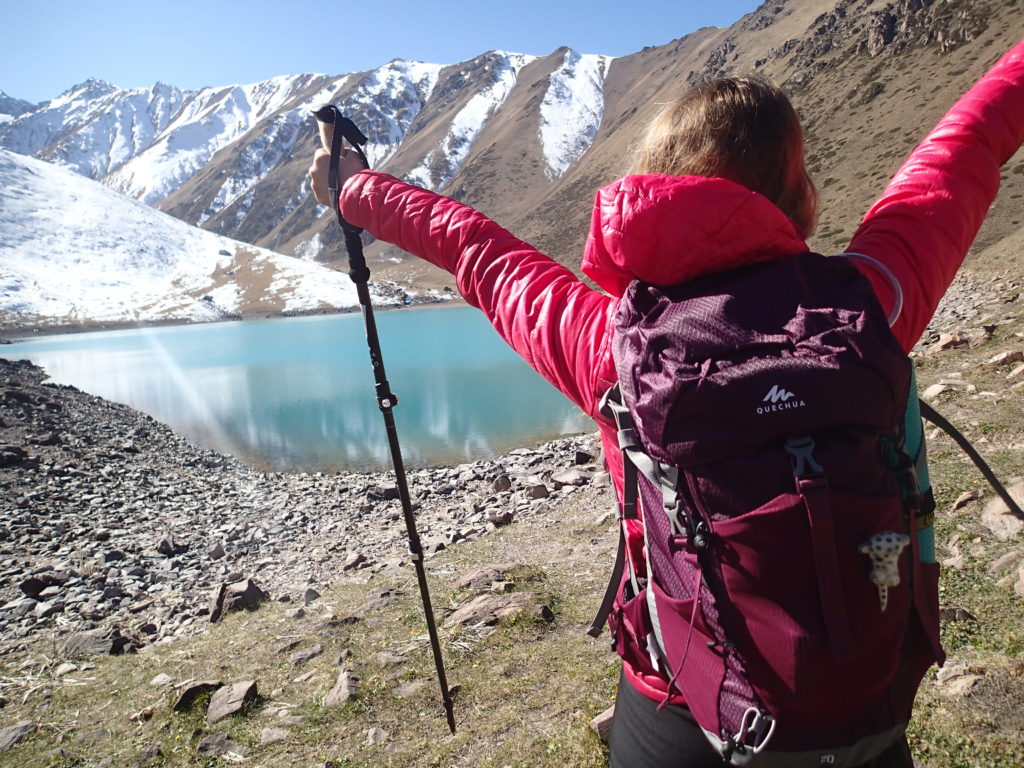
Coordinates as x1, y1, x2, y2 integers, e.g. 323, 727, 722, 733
339, 41, 1024, 704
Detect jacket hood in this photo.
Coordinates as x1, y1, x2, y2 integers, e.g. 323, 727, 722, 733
581, 174, 809, 296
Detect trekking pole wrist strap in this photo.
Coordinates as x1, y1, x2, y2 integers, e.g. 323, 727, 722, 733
314, 105, 371, 284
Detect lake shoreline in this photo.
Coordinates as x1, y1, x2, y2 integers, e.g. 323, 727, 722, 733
0, 293, 467, 343
0, 356, 604, 659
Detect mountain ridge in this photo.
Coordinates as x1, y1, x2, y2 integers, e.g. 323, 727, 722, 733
2, 0, 1023, 324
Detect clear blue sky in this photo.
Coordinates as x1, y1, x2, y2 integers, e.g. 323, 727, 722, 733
1, 0, 764, 104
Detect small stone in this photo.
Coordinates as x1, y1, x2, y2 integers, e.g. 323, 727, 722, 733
371, 651, 409, 667
550, 468, 588, 487
988, 550, 1024, 575
149, 673, 173, 687
951, 490, 980, 511
196, 733, 244, 757
208, 579, 269, 623
486, 510, 516, 527
323, 669, 360, 707
524, 482, 549, 499
343, 552, 367, 571
54, 662, 78, 676
0, 721, 36, 753
590, 705, 615, 744
289, 644, 323, 666
302, 588, 321, 604
285, 607, 306, 619
457, 563, 522, 591
981, 481, 1024, 541
492, 474, 512, 492
921, 383, 947, 401
260, 727, 290, 745
393, 681, 425, 698
366, 726, 388, 745
138, 744, 162, 760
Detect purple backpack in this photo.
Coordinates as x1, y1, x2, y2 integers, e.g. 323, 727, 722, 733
591, 252, 944, 766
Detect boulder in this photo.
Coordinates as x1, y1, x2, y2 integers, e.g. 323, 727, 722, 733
208, 579, 269, 623
207, 680, 258, 723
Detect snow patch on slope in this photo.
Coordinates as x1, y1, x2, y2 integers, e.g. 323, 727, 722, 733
406, 52, 535, 191
539, 50, 614, 178
0, 150, 390, 327
102, 74, 326, 204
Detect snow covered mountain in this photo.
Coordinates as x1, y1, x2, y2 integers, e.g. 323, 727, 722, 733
0, 149, 407, 329
0, 91, 36, 124
0, 47, 617, 260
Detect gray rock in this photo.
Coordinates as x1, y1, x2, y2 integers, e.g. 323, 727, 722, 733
342, 552, 367, 571
590, 705, 615, 744
367, 726, 389, 745
393, 681, 426, 698
486, 510, 516, 527
550, 468, 588, 487
172, 680, 221, 712
150, 673, 174, 687
62, 628, 135, 658
371, 651, 409, 667
289, 644, 323, 666
260, 727, 290, 744
0, 721, 35, 753
323, 669, 360, 707
524, 482, 549, 500
981, 481, 1024, 541
196, 733, 244, 757
207, 680, 258, 723
442, 592, 542, 628
208, 579, 269, 622
457, 563, 522, 591
138, 744, 162, 760
156, 536, 187, 557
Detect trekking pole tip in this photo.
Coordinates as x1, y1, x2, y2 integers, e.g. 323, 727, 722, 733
445, 702, 457, 734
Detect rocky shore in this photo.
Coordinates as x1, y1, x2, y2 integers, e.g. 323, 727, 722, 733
0, 357, 604, 660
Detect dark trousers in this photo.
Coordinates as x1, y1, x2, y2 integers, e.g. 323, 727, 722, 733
608, 670, 915, 768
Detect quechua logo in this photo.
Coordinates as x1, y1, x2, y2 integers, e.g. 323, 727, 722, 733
758, 384, 807, 415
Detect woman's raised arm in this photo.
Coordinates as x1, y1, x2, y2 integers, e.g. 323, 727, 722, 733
848, 41, 1024, 351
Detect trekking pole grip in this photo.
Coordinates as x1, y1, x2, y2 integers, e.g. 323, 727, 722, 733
313, 105, 371, 284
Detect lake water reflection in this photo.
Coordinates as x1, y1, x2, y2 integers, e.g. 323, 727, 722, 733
0, 307, 592, 471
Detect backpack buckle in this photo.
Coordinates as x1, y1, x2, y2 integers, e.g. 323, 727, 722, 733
785, 436, 824, 478
734, 707, 776, 755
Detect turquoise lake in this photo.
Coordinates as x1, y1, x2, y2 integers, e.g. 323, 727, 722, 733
0, 306, 592, 472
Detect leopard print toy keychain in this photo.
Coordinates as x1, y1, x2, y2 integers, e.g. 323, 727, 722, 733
858, 532, 911, 611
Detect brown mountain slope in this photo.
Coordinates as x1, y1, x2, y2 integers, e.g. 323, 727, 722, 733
345, 0, 1024, 293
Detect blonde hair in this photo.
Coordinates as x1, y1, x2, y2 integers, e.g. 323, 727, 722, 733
633, 76, 818, 238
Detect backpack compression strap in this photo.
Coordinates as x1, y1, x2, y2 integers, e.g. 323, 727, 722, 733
588, 385, 640, 638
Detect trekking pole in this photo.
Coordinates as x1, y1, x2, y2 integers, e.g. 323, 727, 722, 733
313, 105, 457, 734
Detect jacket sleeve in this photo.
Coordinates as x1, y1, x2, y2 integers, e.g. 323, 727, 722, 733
847, 40, 1024, 352
338, 171, 615, 418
